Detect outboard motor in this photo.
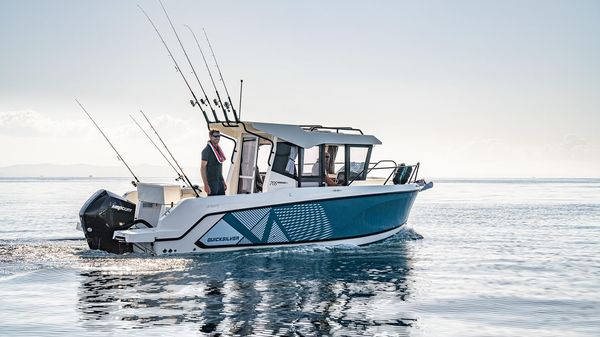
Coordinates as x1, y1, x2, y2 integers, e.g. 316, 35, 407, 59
393, 164, 413, 185
79, 189, 136, 254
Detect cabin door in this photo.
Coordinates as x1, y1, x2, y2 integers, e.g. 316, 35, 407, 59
237, 135, 259, 194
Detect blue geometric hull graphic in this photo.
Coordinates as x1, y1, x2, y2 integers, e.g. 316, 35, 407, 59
196, 190, 418, 249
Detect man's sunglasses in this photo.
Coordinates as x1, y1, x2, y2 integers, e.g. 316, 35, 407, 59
212, 134, 221, 138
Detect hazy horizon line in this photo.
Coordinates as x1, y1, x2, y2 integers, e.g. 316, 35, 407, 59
0, 176, 598, 181
0, 163, 597, 180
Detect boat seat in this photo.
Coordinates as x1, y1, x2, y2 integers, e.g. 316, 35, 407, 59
393, 164, 413, 185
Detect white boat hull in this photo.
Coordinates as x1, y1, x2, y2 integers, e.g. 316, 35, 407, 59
109, 184, 421, 255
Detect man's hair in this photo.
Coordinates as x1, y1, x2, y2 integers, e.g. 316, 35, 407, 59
209, 129, 220, 137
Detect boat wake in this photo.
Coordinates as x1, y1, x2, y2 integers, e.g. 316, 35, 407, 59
391, 226, 424, 241
0, 226, 422, 279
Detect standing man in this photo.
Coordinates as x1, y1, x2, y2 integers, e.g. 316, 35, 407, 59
201, 129, 227, 196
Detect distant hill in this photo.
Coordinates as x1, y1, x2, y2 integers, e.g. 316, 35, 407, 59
0, 163, 198, 178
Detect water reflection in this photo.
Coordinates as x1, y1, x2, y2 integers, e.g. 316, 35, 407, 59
77, 244, 416, 336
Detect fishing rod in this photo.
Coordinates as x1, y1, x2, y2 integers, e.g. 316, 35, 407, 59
203, 28, 240, 122
129, 114, 183, 183
157, 0, 220, 123
139, 110, 199, 197
239, 79, 243, 120
185, 25, 232, 125
76, 99, 139, 186
137, 4, 212, 126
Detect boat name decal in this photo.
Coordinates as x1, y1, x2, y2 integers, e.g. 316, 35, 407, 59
270, 180, 289, 186
207, 235, 240, 242
111, 204, 133, 212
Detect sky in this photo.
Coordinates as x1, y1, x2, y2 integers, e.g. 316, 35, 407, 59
1, 0, 599, 178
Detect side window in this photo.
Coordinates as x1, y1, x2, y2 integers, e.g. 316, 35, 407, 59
237, 136, 259, 194
256, 143, 270, 174
328, 145, 344, 176
302, 146, 320, 177
348, 146, 370, 181
272, 142, 298, 178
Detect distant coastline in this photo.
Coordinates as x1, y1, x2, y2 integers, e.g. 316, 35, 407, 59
0, 164, 597, 181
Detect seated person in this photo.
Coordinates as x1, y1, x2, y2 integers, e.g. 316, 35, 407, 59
311, 153, 337, 186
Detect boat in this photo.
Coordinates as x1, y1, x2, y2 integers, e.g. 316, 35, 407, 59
78, 120, 432, 255
76, 4, 432, 255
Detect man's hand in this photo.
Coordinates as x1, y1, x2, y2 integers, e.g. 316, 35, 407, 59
204, 185, 211, 195
223, 182, 227, 191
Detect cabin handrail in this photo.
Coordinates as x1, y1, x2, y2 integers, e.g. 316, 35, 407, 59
348, 160, 396, 185
299, 125, 364, 135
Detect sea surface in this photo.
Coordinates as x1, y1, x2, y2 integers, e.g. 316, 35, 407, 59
0, 177, 599, 337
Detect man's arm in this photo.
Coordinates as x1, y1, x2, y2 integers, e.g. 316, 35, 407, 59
201, 160, 211, 195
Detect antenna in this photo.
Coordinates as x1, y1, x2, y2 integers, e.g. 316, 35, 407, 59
157, 0, 220, 123
203, 28, 239, 122
76, 99, 139, 186
139, 110, 199, 197
130, 114, 183, 182
137, 4, 212, 127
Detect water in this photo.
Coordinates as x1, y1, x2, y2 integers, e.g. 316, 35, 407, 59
0, 177, 599, 336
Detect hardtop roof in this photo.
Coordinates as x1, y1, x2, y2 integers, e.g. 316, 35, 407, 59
210, 121, 382, 148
